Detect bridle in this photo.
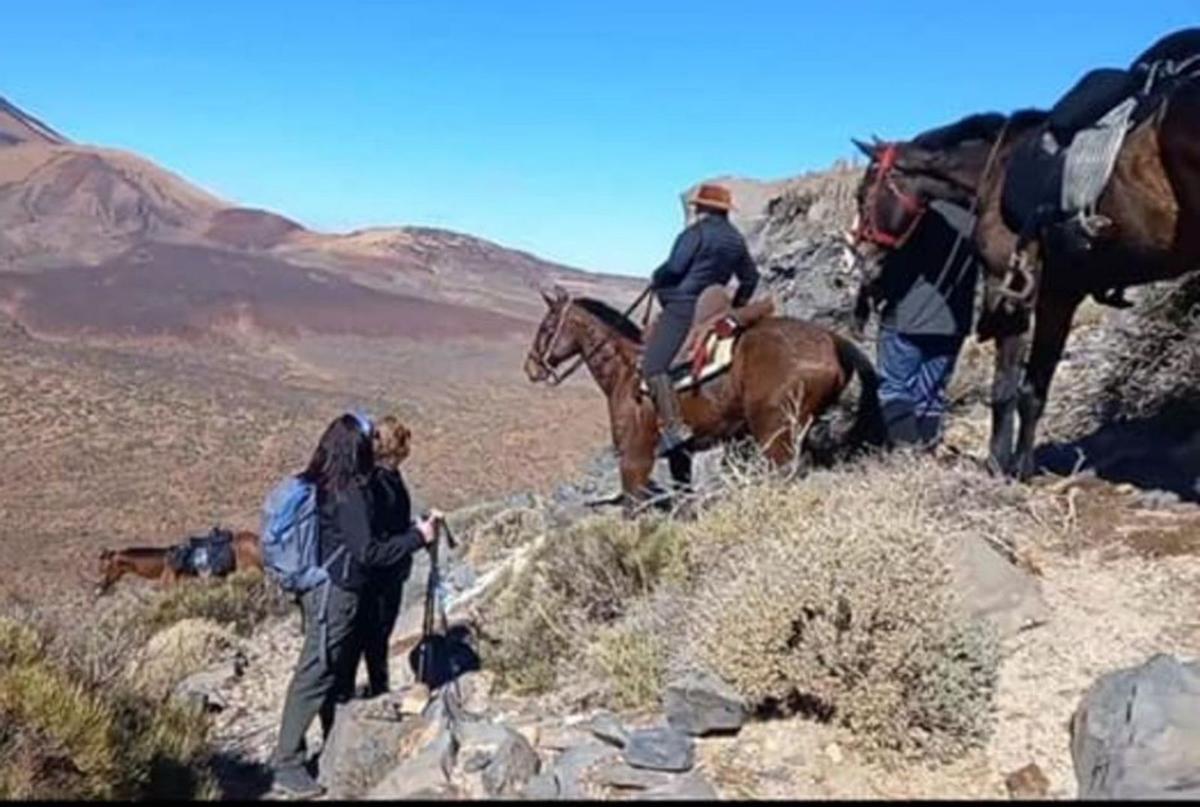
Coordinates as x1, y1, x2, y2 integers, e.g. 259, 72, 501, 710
527, 286, 652, 387
853, 142, 929, 249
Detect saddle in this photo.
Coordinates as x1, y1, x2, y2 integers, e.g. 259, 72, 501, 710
642, 285, 775, 392
169, 527, 237, 578
999, 32, 1200, 303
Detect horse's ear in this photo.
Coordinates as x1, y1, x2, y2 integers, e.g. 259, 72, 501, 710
852, 138, 874, 158
540, 288, 557, 308
552, 285, 568, 303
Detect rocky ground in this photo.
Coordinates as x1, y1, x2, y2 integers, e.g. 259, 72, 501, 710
135, 169, 1200, 802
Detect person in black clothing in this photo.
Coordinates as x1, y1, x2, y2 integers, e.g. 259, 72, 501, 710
644, 183, 760, 457
271, 413, 441, 799
337, 414, 416, 700
855, 200, 981, 447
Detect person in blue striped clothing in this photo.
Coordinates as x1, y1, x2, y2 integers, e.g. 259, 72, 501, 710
855, 200, 981, 448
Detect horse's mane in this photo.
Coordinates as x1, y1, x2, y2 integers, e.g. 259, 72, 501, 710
574, 297, 644, 343
912, 108, 1048, 150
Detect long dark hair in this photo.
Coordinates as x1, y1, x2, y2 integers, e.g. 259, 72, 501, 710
300, 413, 375, 496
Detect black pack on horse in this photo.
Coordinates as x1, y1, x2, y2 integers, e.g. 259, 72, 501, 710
850, 28, 1200, 479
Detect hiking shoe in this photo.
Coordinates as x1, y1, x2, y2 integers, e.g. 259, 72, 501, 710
272, 765, 325, 799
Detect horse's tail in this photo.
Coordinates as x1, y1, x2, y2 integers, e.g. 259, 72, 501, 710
832, 333, 886, 449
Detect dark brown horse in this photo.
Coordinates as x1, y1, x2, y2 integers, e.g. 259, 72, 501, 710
96, 530, 263, 596
851, 62, 1200, 479
524, 285, 883, 508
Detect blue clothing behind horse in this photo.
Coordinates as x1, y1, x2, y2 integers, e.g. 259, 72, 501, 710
871, 200, 980, 445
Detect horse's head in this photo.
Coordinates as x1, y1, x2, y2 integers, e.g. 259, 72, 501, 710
525, 285, 581, 383
850, 135, 986, 278
95, 549, 118, 597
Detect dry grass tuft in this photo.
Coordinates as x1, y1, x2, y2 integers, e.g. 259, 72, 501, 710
141, 571, 291, 636
680, 459, 999, 762
475, 515, 686, 695
0, 616, 217, 800
125, 618, 242, 702
1098, 274, 1200, 421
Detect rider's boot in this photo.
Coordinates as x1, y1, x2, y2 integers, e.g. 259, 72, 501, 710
646, 373, 694, 457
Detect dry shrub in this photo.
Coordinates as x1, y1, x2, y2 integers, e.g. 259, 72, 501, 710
463, 506, 547, 568
142, 571, 291, 636
681, 456, 1000, 762
0, 616, 216, 800
125, 618, 242, 702
1098, 274, 1200, 420
476, 516, 686, 695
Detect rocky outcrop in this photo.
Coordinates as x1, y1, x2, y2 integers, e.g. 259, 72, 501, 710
1071, 654, 1200, 799
684, 166, 864, 328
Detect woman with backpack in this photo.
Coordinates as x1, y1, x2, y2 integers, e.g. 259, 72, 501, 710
271, 412, 441, 799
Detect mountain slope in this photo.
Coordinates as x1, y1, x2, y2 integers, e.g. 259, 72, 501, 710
0, 96, 640, 339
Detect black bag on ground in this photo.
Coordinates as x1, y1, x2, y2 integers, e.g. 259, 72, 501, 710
407, 531, 481, 688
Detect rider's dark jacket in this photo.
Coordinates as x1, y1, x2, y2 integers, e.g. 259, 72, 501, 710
644, 214, 759, 374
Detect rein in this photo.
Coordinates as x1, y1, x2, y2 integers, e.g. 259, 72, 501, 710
854, 143, 928, 248
529, 286, 653, 386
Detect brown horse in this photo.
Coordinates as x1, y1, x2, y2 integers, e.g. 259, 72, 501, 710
96, 530, 263, 596
524, 285, 884, 508
851, 59, 1200, 479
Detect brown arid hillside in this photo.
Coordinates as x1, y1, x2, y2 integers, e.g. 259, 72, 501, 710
0, 96, 632, 615
0, 96, 641, 341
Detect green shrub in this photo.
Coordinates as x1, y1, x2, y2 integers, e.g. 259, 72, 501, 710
0, 617, 216, 800
142, 570, 290, 636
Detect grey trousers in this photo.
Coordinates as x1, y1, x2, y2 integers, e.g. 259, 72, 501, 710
643, 298, 696, 376
273, 582, 359, 770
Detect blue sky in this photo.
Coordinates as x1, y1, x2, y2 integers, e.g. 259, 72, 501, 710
2, 1, 1195, 276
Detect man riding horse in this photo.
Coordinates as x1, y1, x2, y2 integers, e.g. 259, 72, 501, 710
644, 183, 760, 457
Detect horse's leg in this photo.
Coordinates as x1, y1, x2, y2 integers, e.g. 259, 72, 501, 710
748, 381, 807, 469
1014, 289, 1083, 480
619, 445, 656, 517
989, 331, 1027, 476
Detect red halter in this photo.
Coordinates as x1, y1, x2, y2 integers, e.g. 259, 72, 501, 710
853, 143, 928, 249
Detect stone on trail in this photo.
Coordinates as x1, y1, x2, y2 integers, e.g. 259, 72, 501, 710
587, 710, 630, 748
1071, 653, 1200, 800
317, 699, 426, 798
622, 726, 695, 773
950, 532, 1050, 637
551, 741, 622, 799
664, 670, 748, 736
642, 770, 719, 801
452, 718, 542, 798
592, 760, 674, 791
1004, 762, 1050, 799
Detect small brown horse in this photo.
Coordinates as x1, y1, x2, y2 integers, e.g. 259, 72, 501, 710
851, 53, 1200, 479
96, 530, 263, 596
524, 286, 883, 507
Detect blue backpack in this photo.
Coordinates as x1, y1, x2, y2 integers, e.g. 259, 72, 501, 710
260, 476, 345, 594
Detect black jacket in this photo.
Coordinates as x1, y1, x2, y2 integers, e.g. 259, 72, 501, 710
365, 467, 417, 582
651, 214, 759, 307
316, 476, 425, 592
876, 201, 980, 337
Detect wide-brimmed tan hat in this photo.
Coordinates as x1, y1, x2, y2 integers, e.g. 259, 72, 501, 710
688, 183, 735, 212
